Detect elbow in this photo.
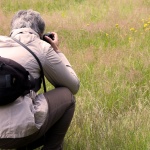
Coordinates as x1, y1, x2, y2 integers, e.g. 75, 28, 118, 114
71, 79, 80, 95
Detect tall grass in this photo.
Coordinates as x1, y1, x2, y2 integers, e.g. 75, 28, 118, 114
0, 0, 150, 149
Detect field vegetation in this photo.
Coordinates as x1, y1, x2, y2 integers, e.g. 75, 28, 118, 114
0, 0, 150, 149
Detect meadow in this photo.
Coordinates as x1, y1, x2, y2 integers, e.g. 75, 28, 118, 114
0, 0, 150, 149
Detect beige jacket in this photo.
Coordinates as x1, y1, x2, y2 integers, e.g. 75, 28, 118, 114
0, 28, 80, 138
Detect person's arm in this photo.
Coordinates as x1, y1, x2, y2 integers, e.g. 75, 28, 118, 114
43, 32, 80, 94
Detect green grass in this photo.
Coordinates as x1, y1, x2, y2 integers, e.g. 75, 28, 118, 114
0, 0, 150, 150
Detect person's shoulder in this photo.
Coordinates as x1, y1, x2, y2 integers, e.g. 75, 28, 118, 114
0, 35, 11, 41
38, 38, 52, 51
0, 36, 14, 47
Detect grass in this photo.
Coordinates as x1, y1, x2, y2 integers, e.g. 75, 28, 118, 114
0, 0, 150, 149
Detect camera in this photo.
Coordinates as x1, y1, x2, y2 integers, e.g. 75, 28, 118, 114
43, 33, 54, 43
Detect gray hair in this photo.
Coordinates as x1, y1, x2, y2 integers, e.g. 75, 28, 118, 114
11, 10, 45, 35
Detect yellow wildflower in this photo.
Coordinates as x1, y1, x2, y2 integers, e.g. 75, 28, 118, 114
115, 24, 119, 28
106, 33, 109, 36
144, 23, 148, 28
130, 28, 135, 31
61, 12, 66, 18
128, 37, 132, 41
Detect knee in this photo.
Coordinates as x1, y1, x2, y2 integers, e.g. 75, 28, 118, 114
60, 87, 76, 105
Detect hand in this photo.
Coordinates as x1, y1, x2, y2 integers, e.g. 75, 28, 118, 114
44, 32, 61, 53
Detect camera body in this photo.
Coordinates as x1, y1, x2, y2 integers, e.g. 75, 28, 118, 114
43, 33, 54, 43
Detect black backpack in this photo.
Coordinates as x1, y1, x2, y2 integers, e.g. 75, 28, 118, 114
0, 56, 35, 105
0, 37, 46, 105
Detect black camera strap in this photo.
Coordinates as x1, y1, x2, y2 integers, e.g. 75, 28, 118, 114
11, 37, 47, 93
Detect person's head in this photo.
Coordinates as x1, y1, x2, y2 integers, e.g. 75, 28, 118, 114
11, 9, 45, 36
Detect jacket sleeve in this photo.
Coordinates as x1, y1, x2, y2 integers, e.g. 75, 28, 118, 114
43, 47, 80, 95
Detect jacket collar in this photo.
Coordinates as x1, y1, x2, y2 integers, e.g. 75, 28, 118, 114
10, 28, 40, 38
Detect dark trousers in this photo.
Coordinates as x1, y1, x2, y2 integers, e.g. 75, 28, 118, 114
0, 87, 75, 150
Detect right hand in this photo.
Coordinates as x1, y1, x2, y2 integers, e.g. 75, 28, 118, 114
44, 32, 61, 53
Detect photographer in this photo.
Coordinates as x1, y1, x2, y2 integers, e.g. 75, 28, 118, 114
0, 10, 80, 150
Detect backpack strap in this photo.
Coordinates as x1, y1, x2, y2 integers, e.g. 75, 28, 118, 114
11, 37, 47, 93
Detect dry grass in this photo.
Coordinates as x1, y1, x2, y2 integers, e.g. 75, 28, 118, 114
0, 0, 150, 149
